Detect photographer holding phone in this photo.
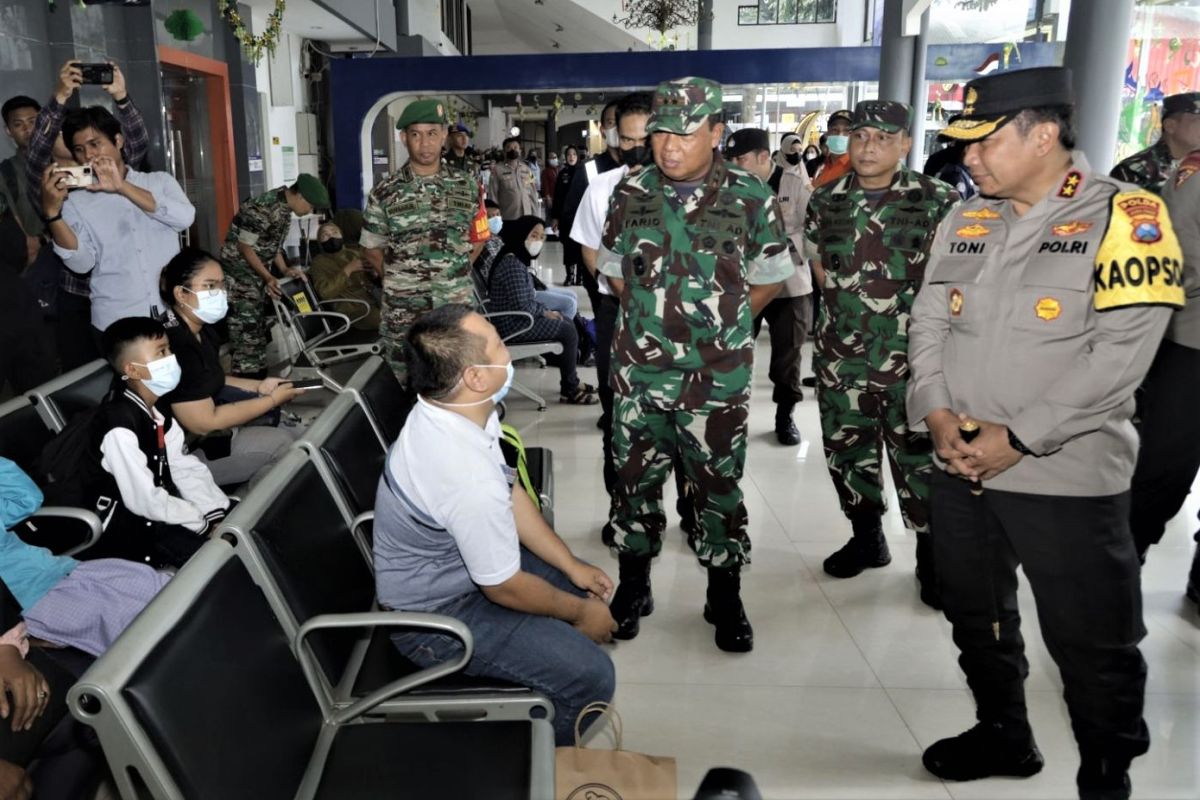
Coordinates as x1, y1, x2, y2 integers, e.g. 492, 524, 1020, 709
158, 248, 303, 489
15, 60, 152, 370
41, 103, 193, 344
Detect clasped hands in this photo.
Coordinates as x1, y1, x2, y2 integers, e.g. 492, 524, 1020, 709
926, 408, 1023, 483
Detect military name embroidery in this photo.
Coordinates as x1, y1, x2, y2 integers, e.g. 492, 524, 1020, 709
1058, 170, 1083, 198
949, 241, 985, 254
1038, 240, 1089, 255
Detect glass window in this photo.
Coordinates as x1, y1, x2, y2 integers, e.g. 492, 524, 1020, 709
738, 0, 835, 25
738, 5, 758, 24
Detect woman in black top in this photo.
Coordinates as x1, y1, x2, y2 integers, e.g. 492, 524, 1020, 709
550, 146, 584, 285
487, 216, 596, 405
158, 248, 302, 487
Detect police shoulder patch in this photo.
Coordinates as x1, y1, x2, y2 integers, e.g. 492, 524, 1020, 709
1093, 189, 1185, 312
1175, 151, 1200, 189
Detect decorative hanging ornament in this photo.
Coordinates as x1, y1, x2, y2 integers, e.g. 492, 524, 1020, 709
218, 0, 286, 66
612, 0, 710, 35
165, 9, 205, 42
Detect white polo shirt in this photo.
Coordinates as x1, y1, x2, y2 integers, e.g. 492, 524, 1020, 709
569, 165, 631, 297
373, 396, 520, 612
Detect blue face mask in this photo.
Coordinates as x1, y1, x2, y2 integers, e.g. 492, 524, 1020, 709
434, 362, 515, 407
130, 354, 182, 397
488, 216, 504, 235
826, 134, 850, 155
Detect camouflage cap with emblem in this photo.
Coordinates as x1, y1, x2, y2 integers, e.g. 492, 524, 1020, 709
940, 66, 1074, 142
1163, 91, 1200, 119
852, 100, 913, 134
827, 109, 854, 129
646, 76, 723, 135
396, 98, 449, 130
293, 173, 329, 209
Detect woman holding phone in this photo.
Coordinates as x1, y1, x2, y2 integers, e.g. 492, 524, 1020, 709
158, 247, 303, 488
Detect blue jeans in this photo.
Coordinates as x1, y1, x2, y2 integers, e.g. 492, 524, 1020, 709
536, 287, 578, 319
391, 548, 616, 745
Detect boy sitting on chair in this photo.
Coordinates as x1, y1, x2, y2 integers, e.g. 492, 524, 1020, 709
79, 316, 231, 568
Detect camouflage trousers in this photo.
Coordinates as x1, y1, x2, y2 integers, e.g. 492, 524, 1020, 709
380, 292, 440, 384
609, 394, 750, 567
817, 382, 932, 532
225, 267, 270, 375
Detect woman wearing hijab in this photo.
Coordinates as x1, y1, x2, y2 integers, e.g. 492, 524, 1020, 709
550, 146, 583, 285
486, 216, 597, 405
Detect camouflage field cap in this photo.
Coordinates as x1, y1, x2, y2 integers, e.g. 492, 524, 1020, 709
294, 173, 329, 209
852, 100, 912, 134
646, 77, 723, 135
940, 66, 1073, 142
396, 98, 449, 130
1164, 92, 1200, 119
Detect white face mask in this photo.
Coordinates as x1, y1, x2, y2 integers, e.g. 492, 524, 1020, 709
604, 125, 620, 149
131, 354, 182, 397
487, 216, 504, 235
548, 158, 559, 167
526, 239, 544, 257
434, 362, 515, 407
185, 287, 228, 324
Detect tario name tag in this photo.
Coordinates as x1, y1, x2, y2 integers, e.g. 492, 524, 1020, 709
1092, 190, 1185, 311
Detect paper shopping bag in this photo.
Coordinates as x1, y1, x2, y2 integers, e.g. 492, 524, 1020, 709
555, 702, 677, 800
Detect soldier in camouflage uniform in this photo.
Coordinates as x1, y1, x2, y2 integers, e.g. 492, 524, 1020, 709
361, 99, 480, 382
444, 121, 479, 176
598, 77, 792, 653
1110, 92, 1200, 195
804, 101, 958, 605
220, 173, 328, 377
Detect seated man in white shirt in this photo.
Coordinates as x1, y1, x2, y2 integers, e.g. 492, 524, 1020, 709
374, 304, 617, 745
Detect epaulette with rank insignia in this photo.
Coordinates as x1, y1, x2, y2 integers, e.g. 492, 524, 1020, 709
1174, 150, 1200, 189
1093, 189, 1185, 311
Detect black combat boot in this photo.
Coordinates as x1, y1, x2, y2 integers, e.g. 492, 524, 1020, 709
1077, 755, 1132, 800
923, 721, 1044, 782
609, 554, 653, 640
703, 566, 754, 653
915, 531, 942, 610
823, 513, 891, 578
774, 402, 801, 446
1187, 532, 1200, 608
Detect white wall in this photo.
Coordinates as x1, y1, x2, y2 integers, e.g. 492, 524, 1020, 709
407, 0, 462, 55
253, 6, 312, 189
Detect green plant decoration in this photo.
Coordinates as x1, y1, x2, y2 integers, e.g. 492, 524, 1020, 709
165, 9, 205, 42
219, 0, 286, 65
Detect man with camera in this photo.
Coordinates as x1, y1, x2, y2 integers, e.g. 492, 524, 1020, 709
6, 60, 151, 369
40, 103, 193, 340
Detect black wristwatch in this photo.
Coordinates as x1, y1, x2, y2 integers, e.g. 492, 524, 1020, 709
1007, 428, 1035, 457
42, 212, 63, 225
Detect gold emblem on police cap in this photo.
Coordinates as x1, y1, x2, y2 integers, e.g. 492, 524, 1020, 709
964, 87, 978, 116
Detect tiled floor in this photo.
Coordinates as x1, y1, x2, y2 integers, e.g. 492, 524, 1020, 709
503, 244, 1200, 800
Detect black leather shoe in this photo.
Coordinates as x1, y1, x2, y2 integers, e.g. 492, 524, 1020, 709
1077, 756, 1132, 800
601, 522, 615, 547
774, 404, 801, 446
825, 532, 892, 575
801, 376, 816, 388
704, 567, 754, 653
610, 555, 653, 640
1186, 536, 1199, 608
923, 722, 1044, 782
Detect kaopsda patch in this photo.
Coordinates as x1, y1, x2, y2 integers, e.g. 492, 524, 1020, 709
1093, 190, 1185, 312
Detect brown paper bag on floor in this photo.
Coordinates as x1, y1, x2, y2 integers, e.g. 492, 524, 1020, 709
555, 702, 677, 800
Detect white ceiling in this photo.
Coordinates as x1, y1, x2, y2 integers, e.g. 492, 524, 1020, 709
242, 0, 373, 45
473, 0, 650, 54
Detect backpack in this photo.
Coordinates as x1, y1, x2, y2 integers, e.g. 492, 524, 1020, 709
499, 423, 540, 510
38, 406, 102, 508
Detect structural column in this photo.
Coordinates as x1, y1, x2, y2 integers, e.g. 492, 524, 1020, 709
1062, 0, 1136, 171
878, 0, 914, 104
697, 0, 714, 51
907, 9, 930, 169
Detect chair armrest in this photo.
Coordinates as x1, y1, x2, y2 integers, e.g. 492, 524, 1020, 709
480, 310, 535, 341
350, 510, 374, 555
292, 310, 353, 349
30, 507, 103, 556
316, 298, 371, 327
295, 611, 474, 725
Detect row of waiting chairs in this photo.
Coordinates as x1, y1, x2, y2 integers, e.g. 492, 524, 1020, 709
35, 355, 558, 798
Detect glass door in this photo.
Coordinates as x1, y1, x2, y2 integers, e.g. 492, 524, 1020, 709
161, 64, 218, 252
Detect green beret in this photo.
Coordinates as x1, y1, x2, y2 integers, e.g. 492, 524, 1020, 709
294, 173, 329, 209
397, 98, 450, 130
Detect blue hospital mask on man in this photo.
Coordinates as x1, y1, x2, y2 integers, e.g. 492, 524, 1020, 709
433, 362, 515, 407
826, 134, 850, 155
488, 216, 504, 235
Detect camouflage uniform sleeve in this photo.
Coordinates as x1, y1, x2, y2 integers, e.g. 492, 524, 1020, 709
1108, 159, 1137, 185
360, 187, 389, 250
597, 185, 630, 280
234, 197, 265, 247
802, 191, 822, 262
745, 192, 793, 285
